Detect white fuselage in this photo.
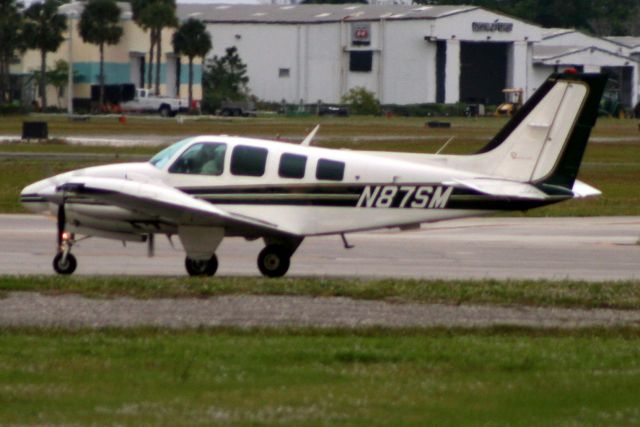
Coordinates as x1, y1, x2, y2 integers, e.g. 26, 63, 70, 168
21, 135, 489, 239
17, 73, 606, 277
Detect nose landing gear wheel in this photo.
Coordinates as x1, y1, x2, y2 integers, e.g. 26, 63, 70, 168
257, 245, 291, 278
185, 255, 218, 276
53, 252, 77, 275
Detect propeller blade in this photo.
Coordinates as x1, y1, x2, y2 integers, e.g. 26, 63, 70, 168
57, 202, 65, 247
147, 233, 155, 258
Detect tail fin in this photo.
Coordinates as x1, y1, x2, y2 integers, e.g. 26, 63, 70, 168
474, 72, 607, 191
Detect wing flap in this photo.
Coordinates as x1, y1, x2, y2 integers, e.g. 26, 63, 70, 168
57, 177, 292, 234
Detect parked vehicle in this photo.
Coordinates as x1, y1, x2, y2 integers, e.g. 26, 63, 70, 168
319, 105, 348, 117
121, 88, 188, 117
495, 88, 523, 116
90, 84, 188, 117
219, 100, 256, 117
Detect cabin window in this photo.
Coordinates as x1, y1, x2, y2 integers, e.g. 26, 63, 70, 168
231, 145, 268, 176
150, 137, 193, 169
279, 153, 306, 179
168, 142, 226, 175
316, 158, 345, 181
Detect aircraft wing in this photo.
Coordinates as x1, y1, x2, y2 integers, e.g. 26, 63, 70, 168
448, 178, 550, 200
54, 177, 298, 235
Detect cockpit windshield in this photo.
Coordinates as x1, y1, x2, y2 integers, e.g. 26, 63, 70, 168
149, 138, 194, 169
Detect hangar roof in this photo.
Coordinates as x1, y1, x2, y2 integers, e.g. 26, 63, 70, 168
533, 45, 584, 59
533, 45, 638, 64
177, 4, 477, 24
607, 36, 640, 48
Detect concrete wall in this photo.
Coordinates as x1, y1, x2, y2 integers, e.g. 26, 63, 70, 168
207, 22, 346, 104
380, 20, 436, 104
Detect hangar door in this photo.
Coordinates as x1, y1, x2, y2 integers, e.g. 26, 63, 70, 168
460, 42, 508, 105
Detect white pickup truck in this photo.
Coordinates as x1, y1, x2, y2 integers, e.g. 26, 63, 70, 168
120, 88, 188, 117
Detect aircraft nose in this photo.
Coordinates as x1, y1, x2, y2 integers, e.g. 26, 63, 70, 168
20, 179, 55, 214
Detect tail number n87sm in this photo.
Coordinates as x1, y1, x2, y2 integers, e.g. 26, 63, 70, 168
356, 185, 453, 209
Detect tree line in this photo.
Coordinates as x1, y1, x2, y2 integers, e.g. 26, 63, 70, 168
0, 0, 212, 110
416, 0, 640, 36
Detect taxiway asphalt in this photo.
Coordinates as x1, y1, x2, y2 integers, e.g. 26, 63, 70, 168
1, 215, 638, 281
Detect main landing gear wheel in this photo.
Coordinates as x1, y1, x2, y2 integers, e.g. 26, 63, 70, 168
185, 255, 218, 276
53, 252, 77, 275
257, 245, 291, 278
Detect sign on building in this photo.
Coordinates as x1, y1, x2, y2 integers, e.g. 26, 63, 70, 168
351, 23, 371, 46
472, 21, 513, 32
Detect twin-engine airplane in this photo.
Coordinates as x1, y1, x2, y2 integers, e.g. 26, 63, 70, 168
21, 72, 606, 277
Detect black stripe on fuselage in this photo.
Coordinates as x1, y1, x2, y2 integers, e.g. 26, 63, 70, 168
179, 185, 567, 211
19, 194, 47, 204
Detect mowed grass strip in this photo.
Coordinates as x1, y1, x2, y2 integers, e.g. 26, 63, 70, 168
2, 276, 640, 309
0, 328, 639, 426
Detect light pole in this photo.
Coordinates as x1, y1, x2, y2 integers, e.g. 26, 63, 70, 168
66, 10, 77, 116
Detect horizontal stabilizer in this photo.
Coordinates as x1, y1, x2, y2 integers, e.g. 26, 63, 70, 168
571, 180, 601, 198
450, 178, 549, 200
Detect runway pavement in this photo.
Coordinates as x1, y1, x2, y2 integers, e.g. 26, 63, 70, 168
1, 214, 638, 281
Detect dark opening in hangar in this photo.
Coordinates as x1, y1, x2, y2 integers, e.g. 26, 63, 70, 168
460, 42, 508, 105
436, 41, 446, 103
602, 66, 634, 108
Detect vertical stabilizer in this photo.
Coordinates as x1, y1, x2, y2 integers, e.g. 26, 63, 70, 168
473, 72, 607, 190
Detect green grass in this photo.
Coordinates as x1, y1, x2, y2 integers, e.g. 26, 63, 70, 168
2, 276, 640, 309
0, 328, 640, 426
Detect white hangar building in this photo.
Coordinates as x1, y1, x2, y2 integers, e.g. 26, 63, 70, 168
177, 4, 639, 107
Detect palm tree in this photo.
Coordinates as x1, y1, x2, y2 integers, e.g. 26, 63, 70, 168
47, 59, 74, 107
131, 0, 154, 90
149, 0, 177, 95
78, 0, 123, 108
172, 18, 211, 109
0, 0, 25, 104
23, 0, 67, 109
132, 0, 177, 95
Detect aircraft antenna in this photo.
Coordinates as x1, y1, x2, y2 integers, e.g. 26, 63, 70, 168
341, 233, 354, 249
301, 124, 320, 146
147, 234, 155, 258
435, 136, 455, 155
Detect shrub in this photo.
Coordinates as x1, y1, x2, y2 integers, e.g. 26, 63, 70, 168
341, 87, 381, 115
0, 104, 29, 115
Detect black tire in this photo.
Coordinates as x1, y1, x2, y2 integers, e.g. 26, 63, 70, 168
53, 252, 77, 275
185, 255, 218, 277
159, 105, 171, 117
257, 245, 291, 278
